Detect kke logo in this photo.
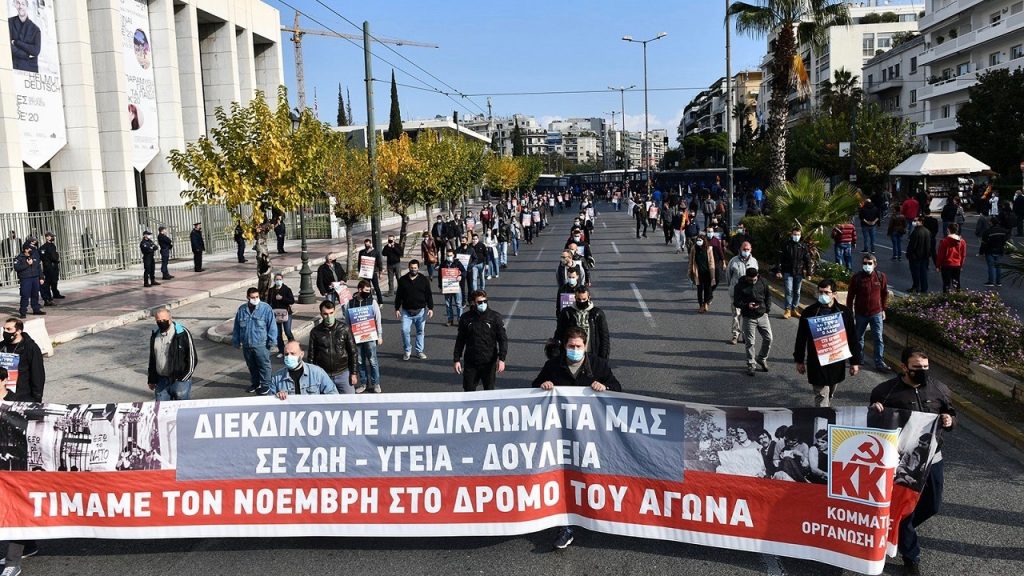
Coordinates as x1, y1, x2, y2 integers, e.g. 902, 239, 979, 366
827, 425, 901, 507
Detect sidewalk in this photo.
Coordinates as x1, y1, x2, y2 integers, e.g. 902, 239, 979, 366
0, 211, 433, 346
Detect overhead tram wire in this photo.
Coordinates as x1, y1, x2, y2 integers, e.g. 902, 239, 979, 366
273, 0, 478, 116
314, 0, 487, 116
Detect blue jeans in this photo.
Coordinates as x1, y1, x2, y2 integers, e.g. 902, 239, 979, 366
154, 376, 192, 401
471, 263, 485, 291
426, 262, 437, 280
330, 370, 353, 394
836, 243, 852, 270
782, 273, 802, 311
891, 233, 904, 258
498, 242, 508, 266
511, 235, 519, 255
487, 248, 499, 278
400, 308, 426, 354
445, 292, 463, 323
276, 315, 293, 354
899, 460, 943, 563
862, 226, 876, 252
357, 340, 380, 386
986, 253, 1002, 284
241, 345, 272, 391
855, 313, 885, 365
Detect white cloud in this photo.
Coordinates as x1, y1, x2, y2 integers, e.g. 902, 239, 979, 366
622, 111, 680, 133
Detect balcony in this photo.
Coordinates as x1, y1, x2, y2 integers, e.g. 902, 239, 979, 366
867, 77, 902, 94
916, 116, 959, 137
919, 29, 975, 66
917, 74, 975, 101
919, 0, 986, 30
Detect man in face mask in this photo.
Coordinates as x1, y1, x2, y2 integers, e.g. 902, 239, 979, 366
382, 235, 404, 297
267, 341, 337, 399
315, 253, 347, 303
140, 231, 160, 288
733, 267, 772, 376
726, 241, 759, 345
13, 244, 44, 319
357, 238, 383, 301
555, 268, 581, 317
341, 279, 384, 393
793, 278, 862, 407
306, 300, 358, 394
869, 347, 955, 576
231, 287, 278, 394
147, 308, 197, 401
846, 253, 891, 371
776, 226, 812, 319
554, 287, 610, 360
438, 249, 466, 326
394, 260, 434, 361
453, 290, 508, 392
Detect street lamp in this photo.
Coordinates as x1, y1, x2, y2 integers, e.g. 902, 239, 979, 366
608, 85, 635, 175
622, 32, 667, 199
290, 108, 316, 305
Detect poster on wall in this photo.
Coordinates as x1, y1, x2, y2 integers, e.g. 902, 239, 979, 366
121, 0, 159, 170
6, 0, 68, 168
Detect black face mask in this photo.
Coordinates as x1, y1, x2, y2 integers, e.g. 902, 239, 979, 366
576, 301, 589, 309
2, 331, 15, 344
908, 368, 929, 386
157, 320, 172, 332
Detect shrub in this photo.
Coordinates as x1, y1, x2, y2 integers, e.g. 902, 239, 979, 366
887, 290, 1024, 370
816, 261, 852, 286
742, 215, 786, 267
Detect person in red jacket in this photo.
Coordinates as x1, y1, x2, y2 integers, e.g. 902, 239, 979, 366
935, 223, 967, 293
831, 222, 857, 270
901, 196, 921, 231
846, 254, 890, 372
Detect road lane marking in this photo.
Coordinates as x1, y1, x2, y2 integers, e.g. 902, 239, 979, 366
602, 221, 607, 228
630, 282, 656, 328
759, 554, 786, 576
534, 248, 545, 261
504, 297, 521, 329
611, 241, 620, 255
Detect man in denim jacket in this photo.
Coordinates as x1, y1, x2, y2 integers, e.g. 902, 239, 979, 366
232, 287, 278, 394
267, 341, 338, 399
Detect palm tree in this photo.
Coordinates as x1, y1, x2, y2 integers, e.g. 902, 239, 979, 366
768, 168, 862, 269
728, 0, 851, 186
819, 68, 863, 117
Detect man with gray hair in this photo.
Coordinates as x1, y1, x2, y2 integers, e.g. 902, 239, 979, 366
147, 308, 197, 400
726, 241, 759, 346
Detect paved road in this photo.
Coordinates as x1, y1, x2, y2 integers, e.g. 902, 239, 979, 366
13, 204, 1024, 576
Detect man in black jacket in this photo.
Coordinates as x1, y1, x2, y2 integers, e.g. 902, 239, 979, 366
8, 0, 41, 72
233, 225, 247, 263
307, 300, 359, 393
2, 318, 44, 403
358, 238, 383, 301
775, 227, 812, 319
147, 309, 197, 400
981, 220, 1009, 287
190, 222, 206, 271
12, 244, 43, 319
869, 347, 955, 576
315, 253, 347, 303
906, 216, 933, 293
793, 278, 861, 407
453, 290, 508, 391
140, 231, 159, 287
382, 235, 404, 297
274, 216, 287, 254
394, 259, 434, 360
39, 232, 63, 304
554, 287, 610, 360
532, 325, 620, 550
733, 267, 772, 376
157, 227, 174, 280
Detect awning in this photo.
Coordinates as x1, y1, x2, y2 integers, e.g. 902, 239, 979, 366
889, 152, 991, 177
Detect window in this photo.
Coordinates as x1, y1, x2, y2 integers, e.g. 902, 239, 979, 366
1013, 2, 1024, 15
877, 35, 892, 50
956, 62, 970, 76
882, 69, 888, 81
990, 52, 1002, 66
910, 56, 918, 74
942, 67, 953, 80
941, 104, 951, 119
910, 90, 917, 105
867, 73, 874, 86
895, 94, 901, 108
863, 33, 875, 57
1013, 45, 1023, 59
991, 12, 1002, 25
895, 63, 900, 77
939, 140, 950, 152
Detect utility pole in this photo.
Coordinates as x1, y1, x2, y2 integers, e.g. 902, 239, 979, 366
605, 111, 617, 170
283, 11, 438, 110
364, 21, 382, 253
608, 85, 635, 175
725, 0, 735, 232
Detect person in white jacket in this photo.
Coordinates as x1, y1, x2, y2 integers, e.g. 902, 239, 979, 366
726, 241, 759, 345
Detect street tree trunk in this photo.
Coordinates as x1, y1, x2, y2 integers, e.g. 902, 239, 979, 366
344, 217, 357, 280
768, 25, 797, 187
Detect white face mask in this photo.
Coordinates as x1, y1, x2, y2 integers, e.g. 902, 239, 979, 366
248, 298, 260, 306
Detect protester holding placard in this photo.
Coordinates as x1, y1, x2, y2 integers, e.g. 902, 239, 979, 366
793, 278, 862, 407
315, 253, 347, 303
453, 290, 508, 392
341, 280, 384, 393
438, 248, 466, 326
382, 236, 404, 298
267, 273, 295, 359
306, 301, 358, 394
555, 268, 581, 316
357, 238, 383, 301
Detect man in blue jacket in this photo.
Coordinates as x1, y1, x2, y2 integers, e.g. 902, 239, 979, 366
13, 243, 44, 319
267, 341, 337, 399
231, 287, 277, 394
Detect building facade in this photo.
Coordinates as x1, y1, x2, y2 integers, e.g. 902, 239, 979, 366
757, 1, 923, 126
679, 71, 762, 143
915, 0, 1024, 151
863, 34, 927, 145
0, 0, 283, 213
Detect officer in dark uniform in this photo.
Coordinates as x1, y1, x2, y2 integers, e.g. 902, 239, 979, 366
190, 222, 205, 271
233, 224, 247, 263
39, 232, 64, 304
140, 231, 160, 287
13, 243, 44, 319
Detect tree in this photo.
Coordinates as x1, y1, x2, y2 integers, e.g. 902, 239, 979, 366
660, 148, 684, 170
854, 103, 923, 193
515, 155, 543, 191
819, 68, 863, 119
168, 86, 334, 282
484, 155, 520, 195
728, 0, 851, 186
955, 68, 1024, 186
377, 133, 419, 247
323, 133, 372, 278
891, 31, 918, 47
345, 87, 353, 126
767, 168, 862, 267
511, 120, 524, 157
385, 70, 403, 141
336, 83, 349, 126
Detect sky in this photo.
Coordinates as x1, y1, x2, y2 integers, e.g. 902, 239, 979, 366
267, 0, 766, 141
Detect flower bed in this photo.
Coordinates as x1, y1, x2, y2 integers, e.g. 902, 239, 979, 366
887, 290, 1024, 372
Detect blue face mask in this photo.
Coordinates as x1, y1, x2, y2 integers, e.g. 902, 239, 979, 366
566, 348, 584, 363
817, 294, 832, 306
476, 303, 488, 313
284, 355, 300, 370
568, 277, 578, 286
792, 235, 801, 243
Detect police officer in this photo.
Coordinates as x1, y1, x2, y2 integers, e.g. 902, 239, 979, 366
190, 222, 206, 271
13, 243, 44, 319
39, 232, 63, 304
140, 230, 160, 287
157, 226, 174, 280
233, 224, 247, 264
453, 290, 508, 391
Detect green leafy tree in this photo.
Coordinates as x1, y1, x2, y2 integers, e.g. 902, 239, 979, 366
346, 87, 353, 126
511, 120, 524, 157
819, 68, 863, 119
660, 148, 684, 170
168, 86, 333, 280
854, 103, 923, 193
336, 83, 349, 126
377, 133, 419, 247
386, 70, 403, 142
767, 167, 862, 267
955, 68, 1024, 186
728, 0, 851, 185
323, 133, 371, 278
516, 155, 543, 191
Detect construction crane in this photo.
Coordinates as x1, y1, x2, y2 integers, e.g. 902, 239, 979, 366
282, 11, 439, 110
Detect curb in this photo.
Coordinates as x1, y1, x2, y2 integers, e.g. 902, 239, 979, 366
206, 313, 317, 345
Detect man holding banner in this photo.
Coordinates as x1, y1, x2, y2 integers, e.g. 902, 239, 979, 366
453, 290, 508, 392
793, 278, 862, 407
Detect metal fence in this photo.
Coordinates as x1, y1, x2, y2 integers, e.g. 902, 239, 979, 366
0, 203, 333, 288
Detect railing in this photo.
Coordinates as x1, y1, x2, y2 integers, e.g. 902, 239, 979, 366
0, 203, 333, 288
